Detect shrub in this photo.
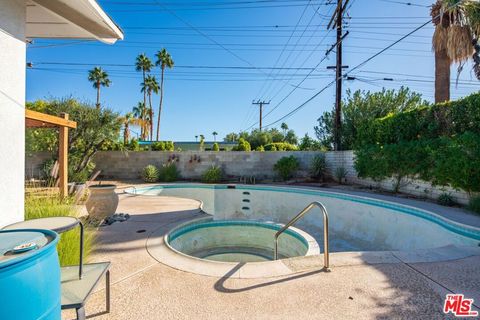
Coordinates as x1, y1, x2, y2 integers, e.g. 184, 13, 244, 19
212, 143, 220, 151
335, 167, 348, 184
202, 165, 223, 183
255, 145, 265, 152
232, 138, 251, 151
159, 163, 180, 182
128, 138, 141, 151
142, 165, 159, 182
25, 195, 94, 266
274, 156, 300, 181
264, 142, 298, 151
437, 193, 456, 207
310, 154, 327, 180
151, 141, 175, 151
468, 196, 480, 215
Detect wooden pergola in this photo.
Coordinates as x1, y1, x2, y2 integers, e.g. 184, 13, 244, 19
26, 109, 77, 197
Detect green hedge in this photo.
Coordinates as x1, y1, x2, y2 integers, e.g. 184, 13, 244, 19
357, 92, 480, 146
355, 132, 480, 194
264, 142, 298, 151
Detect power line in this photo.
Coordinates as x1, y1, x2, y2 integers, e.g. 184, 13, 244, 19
259, 3, 451, 130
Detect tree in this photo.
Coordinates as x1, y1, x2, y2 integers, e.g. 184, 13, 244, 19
135, 53, 153, 118
120, 112, 143, 145
212, 131, 218, 142
280, 122, 289, 137
26, 98, 121, 182
224, 132, 238, 142
141, 75, 159, 141
155, 48, 174, 141
195, 135, 198, 142
132, 102, 149, 140
315, 87, 427, 150
431, 1, 480, 102
87, 67, 110, 109
284, 130, 298, 145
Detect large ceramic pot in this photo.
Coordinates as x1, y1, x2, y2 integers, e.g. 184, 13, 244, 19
86, 184, 119, 220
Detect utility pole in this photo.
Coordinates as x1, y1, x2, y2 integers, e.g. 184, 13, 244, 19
328, 0, 349, 151
252, 100, 270, 131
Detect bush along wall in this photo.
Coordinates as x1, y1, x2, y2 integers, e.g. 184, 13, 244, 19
354, 92, 480, 197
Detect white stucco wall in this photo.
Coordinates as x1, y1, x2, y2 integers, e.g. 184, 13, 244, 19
0, 0, 26, 227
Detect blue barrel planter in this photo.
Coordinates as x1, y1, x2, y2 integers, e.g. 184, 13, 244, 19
0, 229, 60, 320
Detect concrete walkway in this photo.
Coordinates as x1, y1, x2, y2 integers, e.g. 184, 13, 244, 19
63, 193, 480, 320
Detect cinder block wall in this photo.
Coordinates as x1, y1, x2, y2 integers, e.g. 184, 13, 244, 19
26, 150, 471, 204
92, 151, 322, 180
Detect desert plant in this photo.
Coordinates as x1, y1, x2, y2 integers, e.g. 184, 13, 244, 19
202, 165, 223, 183
274, 156, 300, 181
25, 195, 94, 266
310, 154, 327, 181
335, 166, 348, 184
212, 143, 220, 151
159, 163, 180, 182
437, 193, 457, 207
142, 165, 159, 182
468, 196, 480, 215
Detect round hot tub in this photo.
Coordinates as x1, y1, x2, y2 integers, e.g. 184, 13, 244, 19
166, 219, 319, 263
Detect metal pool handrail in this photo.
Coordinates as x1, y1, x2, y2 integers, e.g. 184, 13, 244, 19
274, 201, 330, 271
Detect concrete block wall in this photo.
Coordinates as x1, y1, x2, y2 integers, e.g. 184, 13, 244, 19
92, 151, 322, 180
26, 150, 471, 204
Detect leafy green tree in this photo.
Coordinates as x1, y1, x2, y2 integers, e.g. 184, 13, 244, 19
155, 48, 174, 141
315, 87, 427, 150
232, 138, 251, 151
26, 98, 121, 182
269, 128, 284, 143
135, 53, 153, 118
87, 67, 111, 109
224, 132, 238, 142
299, 133, 323, 151
284, 130, 298, 145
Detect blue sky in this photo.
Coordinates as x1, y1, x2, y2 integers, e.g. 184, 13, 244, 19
26, 0, 480, 142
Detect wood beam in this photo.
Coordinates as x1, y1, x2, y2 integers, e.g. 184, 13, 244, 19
58, 113, 69, 198
25, 109, 77, 128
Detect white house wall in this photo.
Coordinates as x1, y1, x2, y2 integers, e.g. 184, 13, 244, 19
0, 0, 26, 227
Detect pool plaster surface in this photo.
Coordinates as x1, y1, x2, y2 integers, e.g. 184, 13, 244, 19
62, 185, 480, 319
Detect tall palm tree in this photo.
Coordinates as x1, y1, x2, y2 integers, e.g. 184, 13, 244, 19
135, 54, 154, 115
431, 0, 480, 102
133, 102, 149, 140
195, 135, 198, 142
280, 122, 289, 138
141, 75, 159, 141
87, 67, 111, 109
155, 48, 174, 141
212, 131, 218, 142
120, 112, 143, 145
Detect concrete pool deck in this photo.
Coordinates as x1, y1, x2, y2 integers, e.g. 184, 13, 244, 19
63, 186, 480, 319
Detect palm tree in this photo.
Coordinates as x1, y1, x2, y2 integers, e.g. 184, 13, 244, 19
120, 112, 143, 145
155, 48, 174, 141
212, 131, 218, 142
195, 135, 198, 142
87, 67, 111, 109
133, 102, 149, 140
141, 75, 160, 141
135, 54, 154, 115
431, 1, 480, 102
280, 122, 289, 138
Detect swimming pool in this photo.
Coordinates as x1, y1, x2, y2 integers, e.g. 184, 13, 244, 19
126, 184, 480, 254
